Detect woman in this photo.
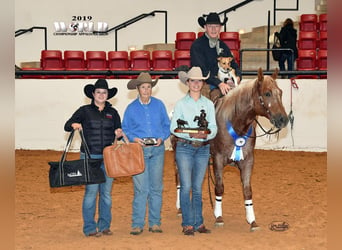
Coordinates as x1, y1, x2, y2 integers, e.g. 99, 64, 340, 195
122, 72, 170, 235
170, 67, 218, 236
64, 79, 123, 237
275, 18, 298, 78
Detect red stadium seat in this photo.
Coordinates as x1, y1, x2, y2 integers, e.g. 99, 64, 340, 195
197, 32, 205, 38
107, 51, 130, 78
295, 49, 318, 79
41, 50, 65, 78
175, 32, 196, 50
230, 49, 240, 67
151, 50, 174, 79
298, 31, 318, 50
299, 14, 318, 32
85, 51, 107, 78
174, 50, 191, 70
318, 13, 327, 32
130, 50, 151, 71
318, 31, 327, 50
220, 32, 241, 50
64, 50, 86, 78
317, 49, 327, 79
151, 50, 173, 71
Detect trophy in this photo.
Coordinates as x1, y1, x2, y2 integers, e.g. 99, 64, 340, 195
174, 109, 211, 134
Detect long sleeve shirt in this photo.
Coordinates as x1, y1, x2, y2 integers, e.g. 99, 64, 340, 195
122, 96, 170, 142
170, 93, 217, 141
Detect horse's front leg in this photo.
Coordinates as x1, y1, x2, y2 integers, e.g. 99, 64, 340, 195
212, 153, 225, 226
239, 163, 260, 232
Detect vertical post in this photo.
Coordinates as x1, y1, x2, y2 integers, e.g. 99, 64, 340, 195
267, 11, 270, 71
164, 11, 168, 43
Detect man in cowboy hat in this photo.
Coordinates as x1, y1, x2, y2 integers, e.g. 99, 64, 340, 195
64, 79, 123, 237
122, 72, 170, 235
191, 12, 242, 103
170, 67, 217, 236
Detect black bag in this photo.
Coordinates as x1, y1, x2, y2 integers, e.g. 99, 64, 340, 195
48, 130, 106, 188
272, 34, 281, 61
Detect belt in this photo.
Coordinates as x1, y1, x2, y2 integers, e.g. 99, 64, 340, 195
176, 137, 210, 147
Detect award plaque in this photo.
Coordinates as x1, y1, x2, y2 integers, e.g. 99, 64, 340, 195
174, 110, 211, 134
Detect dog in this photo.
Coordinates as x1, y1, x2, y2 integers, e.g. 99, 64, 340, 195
217, 56, 238, 88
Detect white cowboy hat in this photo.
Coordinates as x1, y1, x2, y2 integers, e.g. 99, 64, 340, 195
178, 67, 210, 84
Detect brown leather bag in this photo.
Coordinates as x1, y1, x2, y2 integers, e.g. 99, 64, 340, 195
103, 133, 145, 177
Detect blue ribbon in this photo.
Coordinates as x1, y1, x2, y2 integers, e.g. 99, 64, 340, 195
226, 121, 253, 161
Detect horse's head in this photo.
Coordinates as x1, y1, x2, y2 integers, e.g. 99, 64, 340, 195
255, 68, 288, 129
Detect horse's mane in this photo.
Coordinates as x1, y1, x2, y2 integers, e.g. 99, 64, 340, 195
216, 78, 258, 123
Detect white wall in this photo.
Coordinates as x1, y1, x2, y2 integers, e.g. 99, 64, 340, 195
15, 78, 327, 152
15, 0, 316, 65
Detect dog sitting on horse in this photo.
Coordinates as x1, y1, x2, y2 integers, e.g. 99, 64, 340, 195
217, 56, 238, 88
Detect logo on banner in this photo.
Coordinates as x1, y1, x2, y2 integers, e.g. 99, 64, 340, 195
53, 16, 108, 36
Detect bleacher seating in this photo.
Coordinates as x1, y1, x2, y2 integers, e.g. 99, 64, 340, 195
298, 31, 318, 50
85, 51, 108, 78
318, 14, 327, 32
317, 49, 327, 79
174, 50, 191, 70
130, 50, 151, 71
295, 49, 318, 79
107, 51, 130, 78
64, 50, 86, 78
318, 31, 327, 50
299, 14, 318, 32
175, 32, 196, 50
41, 50, 65, 78
219, 32, 241, 50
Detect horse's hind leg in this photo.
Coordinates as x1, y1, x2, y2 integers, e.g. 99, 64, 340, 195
240, 165, 260, 232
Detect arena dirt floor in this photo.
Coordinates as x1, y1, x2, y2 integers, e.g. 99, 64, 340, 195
15, 149, 327, 250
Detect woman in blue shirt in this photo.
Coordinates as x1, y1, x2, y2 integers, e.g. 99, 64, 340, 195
122, 72, 170, 235
170, 67, 217, 236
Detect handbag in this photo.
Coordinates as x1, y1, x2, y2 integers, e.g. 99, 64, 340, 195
103, 133, 145, 178
48, 130, 106, 187
272, 33, 281, 61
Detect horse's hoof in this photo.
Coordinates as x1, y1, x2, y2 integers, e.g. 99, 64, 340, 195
214, 216, 224, 227
250, 221, 260, 232
177, 208, 182, 217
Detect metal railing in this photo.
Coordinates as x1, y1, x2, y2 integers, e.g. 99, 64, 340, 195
15, 26, 48, 50
15, 68, 327, 79
93, 10, 168, 51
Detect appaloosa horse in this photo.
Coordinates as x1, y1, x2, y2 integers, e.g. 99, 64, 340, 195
172, 68, 289, 231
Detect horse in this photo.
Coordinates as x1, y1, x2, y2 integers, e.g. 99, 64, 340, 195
171, 68, 289, 231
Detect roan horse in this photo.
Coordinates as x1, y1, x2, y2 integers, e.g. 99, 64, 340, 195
172, 68, 289, 231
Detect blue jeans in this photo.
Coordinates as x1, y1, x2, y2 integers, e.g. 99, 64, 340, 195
132, 144, 165, 229
175, 142, 210, 229
81, 153, 113, 236
279, 52, 295, 78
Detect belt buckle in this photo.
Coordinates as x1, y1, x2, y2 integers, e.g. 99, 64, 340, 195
191, 141, 202, 147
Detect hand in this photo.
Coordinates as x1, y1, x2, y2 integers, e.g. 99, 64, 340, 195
218, 82, 232, 95
115, 128, 123, 138
154, 138, 162, 147
134, 138, 145, 146
71, 123, 82, 130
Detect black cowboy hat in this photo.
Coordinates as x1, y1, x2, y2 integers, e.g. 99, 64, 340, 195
198, 12, 228, 28
84, 79, 118, 99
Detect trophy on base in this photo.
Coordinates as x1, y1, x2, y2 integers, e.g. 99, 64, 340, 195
174, 109, 211, 134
